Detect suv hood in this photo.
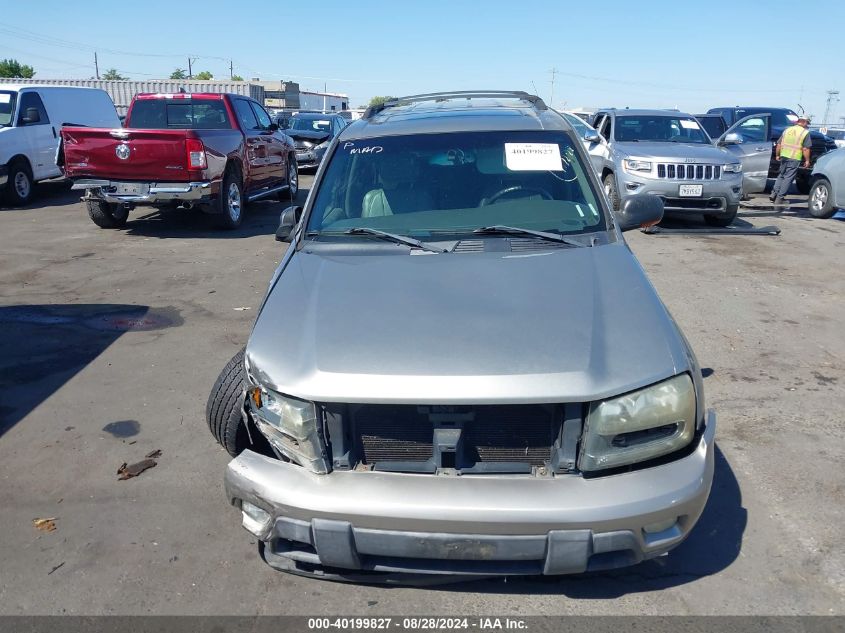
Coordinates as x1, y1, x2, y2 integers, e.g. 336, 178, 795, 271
287, 129, 331, 144
615, 141, 731, 163
246, 243, 689, 405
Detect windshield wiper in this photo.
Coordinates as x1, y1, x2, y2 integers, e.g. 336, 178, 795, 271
473, 225, 592, 247
343, 227, 447, 253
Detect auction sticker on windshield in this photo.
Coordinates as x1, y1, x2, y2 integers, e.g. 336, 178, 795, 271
0, 93, 10, 103
679, 184, 703, 197
680, 120, 700, 130
505, 143, 563, 171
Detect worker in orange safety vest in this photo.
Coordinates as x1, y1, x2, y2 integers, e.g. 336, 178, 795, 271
770, 116, 811, 207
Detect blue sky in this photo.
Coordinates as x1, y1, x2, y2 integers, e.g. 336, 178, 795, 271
1, 0, 842, 121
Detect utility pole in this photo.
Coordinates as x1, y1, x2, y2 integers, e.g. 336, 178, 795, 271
549, 68, 558, 109
94, 51, 100, 79
822, 90, 840, 126
187, 57, 197, 80
229, 59, 234, 80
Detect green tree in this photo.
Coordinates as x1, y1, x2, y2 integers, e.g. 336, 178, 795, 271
368, 96, 396, 107
231, 74, 244, 82
170, 68, 187, 79
102, 68, 126, 80
194, 71, 213, 80
0, 58, 35, 78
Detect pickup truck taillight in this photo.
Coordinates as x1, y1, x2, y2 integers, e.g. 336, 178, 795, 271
186, 138, 208, 169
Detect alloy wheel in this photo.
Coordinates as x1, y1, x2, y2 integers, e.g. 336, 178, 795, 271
811, 184, 828, 212
227, 182, 242, 222
14, 171, 31, 199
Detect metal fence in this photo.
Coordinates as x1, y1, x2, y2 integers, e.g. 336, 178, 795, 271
0, 78, 265, 115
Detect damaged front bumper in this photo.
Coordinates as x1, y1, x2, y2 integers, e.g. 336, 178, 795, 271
224, 410, 716, 581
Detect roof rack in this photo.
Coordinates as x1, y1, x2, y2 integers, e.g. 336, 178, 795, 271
362, 90, 548, 119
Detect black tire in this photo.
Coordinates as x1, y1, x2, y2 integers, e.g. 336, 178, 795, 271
795, 173, 811, 195
808, 178, 836, 219
602, 173, 620, 212
704, 204, 738, 227
3, 159, 34, 206
206, 348, 251, 456
214, 167, 244, 229
86, 199, 128, 228
285, 155, 299, 202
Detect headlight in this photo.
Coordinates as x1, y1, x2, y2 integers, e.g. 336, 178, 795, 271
579, 374, 696, 472
248, 386, 328, 473
723, 163, 742, 173
623, 159, 652, 172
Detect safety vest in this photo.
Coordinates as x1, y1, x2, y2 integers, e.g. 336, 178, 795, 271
780, 125, 809, 160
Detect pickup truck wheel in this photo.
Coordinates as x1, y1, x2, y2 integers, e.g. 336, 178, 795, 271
206, 347, 274, 457
602, 173, 620, 212
86, 199, 128, 228
704, 204, 738, 227
215, 171, 243, 229
4, 159, 34, 206
795, 173, 811, 195
286, 157, 299, 202
808, 178, 835, 218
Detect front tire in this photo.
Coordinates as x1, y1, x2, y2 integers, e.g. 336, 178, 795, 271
86, 199, 128, 228
704, 204, 738, 227
4, 159, 34, 206
602, 173, 620, 212
206, 348, 251, 456
214, 169, 244, 229
808, 178, 835, 218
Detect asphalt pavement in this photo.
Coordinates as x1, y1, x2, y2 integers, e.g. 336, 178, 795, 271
0, 180, 842, 615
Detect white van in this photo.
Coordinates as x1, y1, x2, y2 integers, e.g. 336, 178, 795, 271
0, 85, 120, 206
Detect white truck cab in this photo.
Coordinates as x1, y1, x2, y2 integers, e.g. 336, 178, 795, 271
0, 85, 120, 205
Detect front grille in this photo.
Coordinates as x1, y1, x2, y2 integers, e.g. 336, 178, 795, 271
352, 405, 556, 468
656, 163, 721, 180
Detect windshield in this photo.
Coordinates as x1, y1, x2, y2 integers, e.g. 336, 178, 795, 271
0, 91, 16, 127
306, 131, 605, 238
615, 115, 710, 143
129, 99, 231, 129
825, 129, 845, 140
735, 108, 796, 128
289, 116, 332, 133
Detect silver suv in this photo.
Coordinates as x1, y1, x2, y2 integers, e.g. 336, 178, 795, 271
590, 109, 743, 226
207, 91, 716, 582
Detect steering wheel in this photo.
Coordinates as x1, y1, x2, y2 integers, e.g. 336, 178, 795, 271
481, 186, 554, 206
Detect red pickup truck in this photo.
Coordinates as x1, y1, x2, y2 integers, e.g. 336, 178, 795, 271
60, 93, 297, 229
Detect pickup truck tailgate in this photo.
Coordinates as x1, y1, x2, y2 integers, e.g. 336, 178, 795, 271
61, 127, 193, 181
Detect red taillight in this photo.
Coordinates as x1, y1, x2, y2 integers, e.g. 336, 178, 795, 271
186, 138, 207, 169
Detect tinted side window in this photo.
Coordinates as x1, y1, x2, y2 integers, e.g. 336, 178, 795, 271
249, 101, 272, 129
233, 99, 259, 130
18, 91, 49, 126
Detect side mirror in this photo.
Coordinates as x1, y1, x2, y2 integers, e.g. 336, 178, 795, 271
22, 107, 41, 124
616, 195, 663, 232
584, 129, 601, 144
275, 205, 303, 242
721, 132, 743, 145
267, 122, 279, 132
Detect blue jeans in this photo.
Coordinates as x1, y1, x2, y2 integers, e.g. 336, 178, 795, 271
771, 158, 800, 200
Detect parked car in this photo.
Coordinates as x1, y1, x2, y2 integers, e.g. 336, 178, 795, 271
60, 93, 298, 229
285, 112, 348, 169
590, 108, 745, 226
707, 106, 837, 193
824, 128, 845, 149
559, 111, 602, 174
207, 90, 715, 582
808, 146, 845, 218
0, 85, 120, 206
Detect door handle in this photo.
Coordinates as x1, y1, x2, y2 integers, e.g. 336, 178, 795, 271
755, 146, 768, 151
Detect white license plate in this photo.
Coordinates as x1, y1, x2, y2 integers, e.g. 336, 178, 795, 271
679, 184, 703, 197
115, 182, 147, 195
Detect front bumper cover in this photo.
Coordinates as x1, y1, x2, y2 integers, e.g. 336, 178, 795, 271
72, 179, 218, 205
618, 172, 741, 213
225, 410, 716, 581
